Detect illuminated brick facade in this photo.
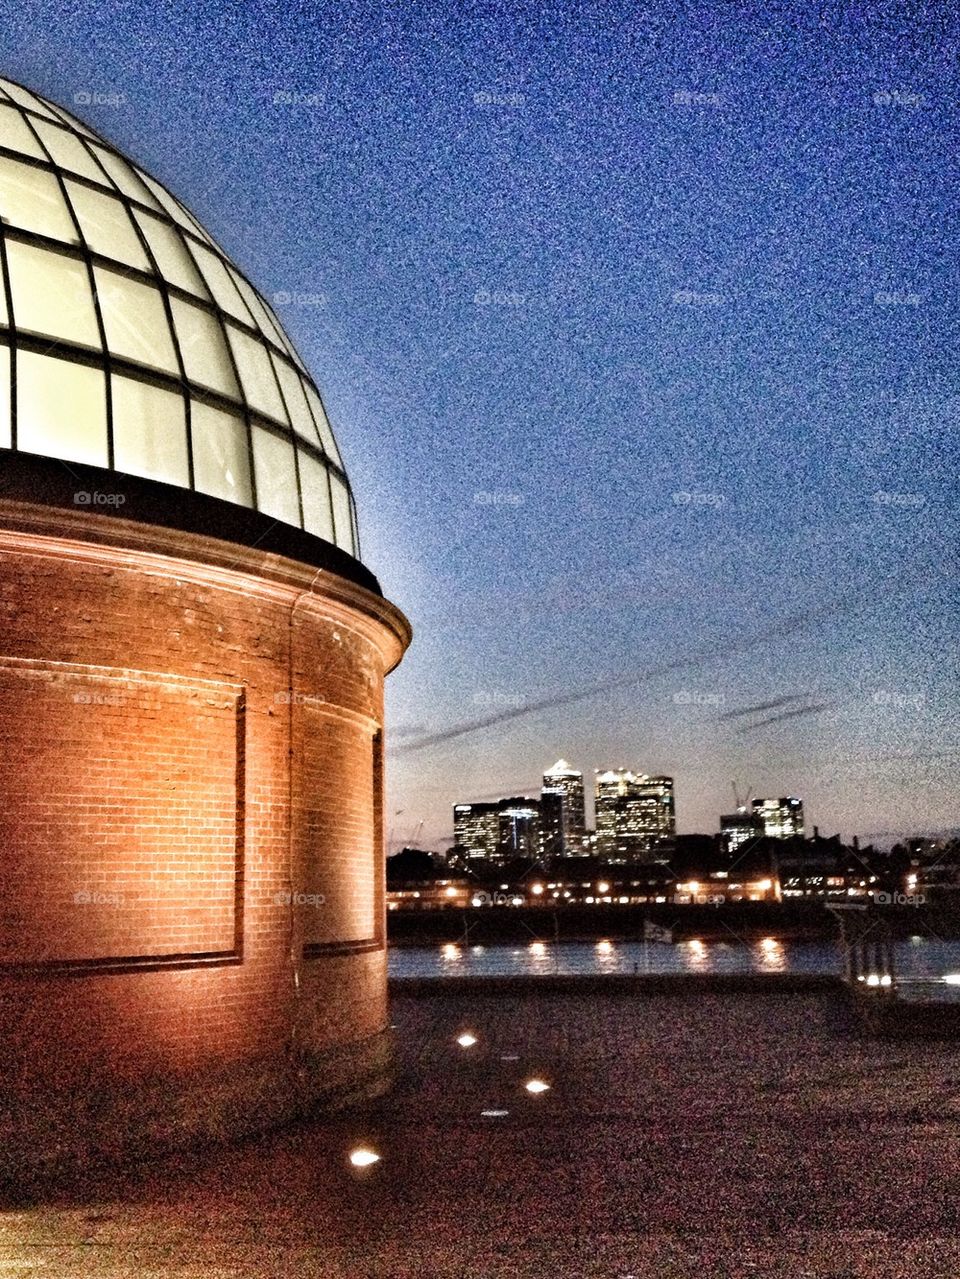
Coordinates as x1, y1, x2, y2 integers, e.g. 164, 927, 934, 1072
0, 495, 409, 1178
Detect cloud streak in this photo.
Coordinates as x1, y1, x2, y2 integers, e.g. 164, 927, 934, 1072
736, 701, 833, 735
397, 589, 864, 754
718, 694, 808, 721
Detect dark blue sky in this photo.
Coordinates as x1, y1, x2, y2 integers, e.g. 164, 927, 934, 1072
5, 0, 957, 848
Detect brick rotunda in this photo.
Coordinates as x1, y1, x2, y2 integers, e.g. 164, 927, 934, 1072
0, 76, 411, 1179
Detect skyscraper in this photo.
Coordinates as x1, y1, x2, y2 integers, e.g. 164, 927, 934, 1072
752, 797, 805, 839
497, 796, 542, 860
634, 775, 676, 856
540, 759, 586, 859
594, 770, 676, 862
453, 802, 500, 862
720, 808, 764, 856
595, 769, 632, 859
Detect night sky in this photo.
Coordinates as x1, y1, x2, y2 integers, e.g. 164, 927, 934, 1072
5, 1, 957, 850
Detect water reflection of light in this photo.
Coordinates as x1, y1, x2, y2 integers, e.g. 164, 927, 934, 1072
387, 935, 883, 982
756, 936, 785, 972
682, 938, 710, 972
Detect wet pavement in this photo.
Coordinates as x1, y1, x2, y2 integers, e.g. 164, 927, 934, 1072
3, 987, 960, 1277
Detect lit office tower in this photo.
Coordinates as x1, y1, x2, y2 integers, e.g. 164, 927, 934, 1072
453, 802, 500, 863
595, 770, 675, 862
634, 775, 676, 855
498, 797, 541, 860
595, 769, 632, 859
752, 797, 805, 839
720, 808, 764, 856
540, 759, 587, 859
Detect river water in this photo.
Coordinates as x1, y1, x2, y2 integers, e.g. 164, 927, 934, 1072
389, 935, 960, 983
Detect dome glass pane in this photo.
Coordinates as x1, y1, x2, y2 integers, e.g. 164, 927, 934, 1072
0, 75, 361, 562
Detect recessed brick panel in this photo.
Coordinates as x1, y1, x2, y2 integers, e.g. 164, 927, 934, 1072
297, 709, 377, 948
0, 659, 241, 965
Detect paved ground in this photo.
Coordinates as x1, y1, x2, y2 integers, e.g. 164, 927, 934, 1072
4, 987, 960, 1277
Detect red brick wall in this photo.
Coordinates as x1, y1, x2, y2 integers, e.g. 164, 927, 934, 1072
0, 660, 241, 964
296, 709, 378, 948
0, 508, 409, 1106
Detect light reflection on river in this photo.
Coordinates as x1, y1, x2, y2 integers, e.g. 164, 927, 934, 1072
390, 935, 960, 980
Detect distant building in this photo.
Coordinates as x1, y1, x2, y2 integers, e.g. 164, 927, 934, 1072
540, 759, 586, 858
752, 797, 805, 840
498, 796, 541, 860
720, 808, 764, 856
387, 878, 475, 911
595, 769, 632, 859
634, 775, 676, 855
453, 802, 500, 862
595, 769, 676, 863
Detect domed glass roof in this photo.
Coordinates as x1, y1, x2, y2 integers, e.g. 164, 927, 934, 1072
0, 76, 358, 558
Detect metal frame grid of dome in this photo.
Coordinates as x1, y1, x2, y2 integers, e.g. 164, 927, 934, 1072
0, 75, 360, 558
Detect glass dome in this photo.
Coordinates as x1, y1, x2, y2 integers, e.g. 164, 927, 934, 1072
0, 76, 359, 558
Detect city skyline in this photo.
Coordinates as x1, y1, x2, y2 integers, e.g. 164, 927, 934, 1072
447, 758, 811, 860
420, 738, 952, 856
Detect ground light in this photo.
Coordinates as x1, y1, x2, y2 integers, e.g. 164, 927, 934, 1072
456, 1032, 478, 1048
349, 1148, 381, 1168
525, 1079, 551, 1095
